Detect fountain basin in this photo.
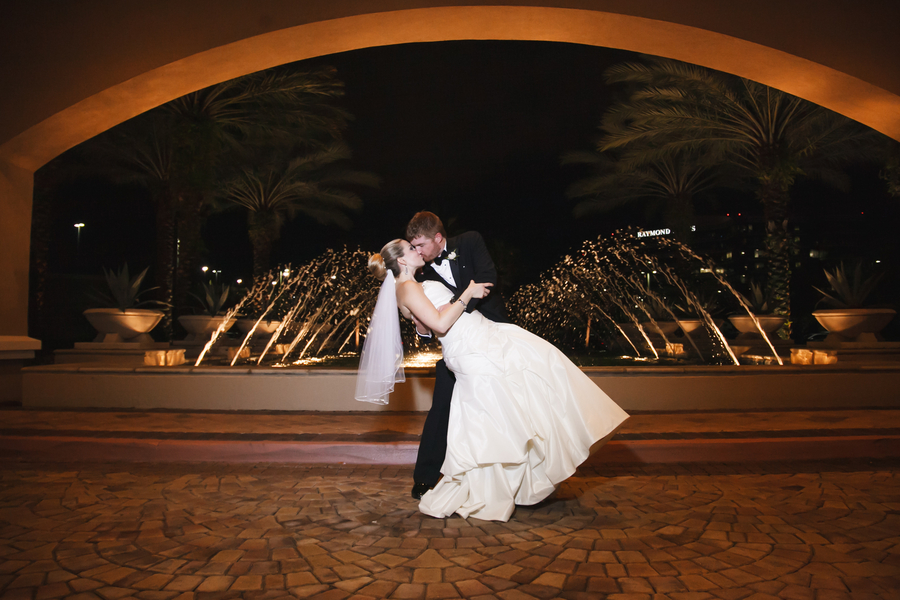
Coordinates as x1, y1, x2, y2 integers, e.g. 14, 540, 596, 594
178, 315, 236, 342
83, 308, 164, 344
21, 363, 900, 412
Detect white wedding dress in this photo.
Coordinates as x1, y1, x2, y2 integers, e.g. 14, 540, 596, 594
418, 281, 629, 521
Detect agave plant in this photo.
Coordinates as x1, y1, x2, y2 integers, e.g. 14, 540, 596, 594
190, 281, 232, 317
740, 282, 771, 314
692, 291, 728, 318
88, 264, 168, 312
813, 262, 884, 309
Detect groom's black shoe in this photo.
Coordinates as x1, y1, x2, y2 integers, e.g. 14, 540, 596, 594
411, 482, 431, 500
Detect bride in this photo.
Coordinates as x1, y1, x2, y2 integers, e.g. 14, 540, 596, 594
356, 238, 629, 522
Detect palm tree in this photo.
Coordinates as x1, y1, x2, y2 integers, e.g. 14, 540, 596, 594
159, 67, 351, 312
563, 149, 716, 243
219, 143, 379, 280
85, 66, 351, 337
597, 57, 881, 335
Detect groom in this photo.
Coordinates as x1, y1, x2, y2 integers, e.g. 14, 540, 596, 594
406, 211, 508, 499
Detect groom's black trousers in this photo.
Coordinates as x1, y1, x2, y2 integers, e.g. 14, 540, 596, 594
413, 358, 455, 487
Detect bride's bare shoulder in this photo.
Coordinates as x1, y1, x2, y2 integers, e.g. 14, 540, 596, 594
395, 280, 422, 320
396, 280, 423, 295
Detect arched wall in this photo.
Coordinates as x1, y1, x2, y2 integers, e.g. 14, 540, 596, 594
2, 1, 899, 335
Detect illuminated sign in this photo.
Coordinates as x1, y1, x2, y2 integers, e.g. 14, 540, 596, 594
638, 228, 671, 238
637, 226, 696, 238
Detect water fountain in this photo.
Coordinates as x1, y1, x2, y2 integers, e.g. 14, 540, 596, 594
191, 248, 382, 367
188, 247, 430, 369
79, 232, 780, 369
508, 230, 783, 366
25, 232, 900, 413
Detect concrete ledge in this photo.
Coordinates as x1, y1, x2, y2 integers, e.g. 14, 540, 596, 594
583, 367, 900, 410
593, 436, 900, 464
0, 436, 420, 464
22, 363, 900, 412
0, 335, 40, 359
0, 336, 41, 404
3, 434, 898, 465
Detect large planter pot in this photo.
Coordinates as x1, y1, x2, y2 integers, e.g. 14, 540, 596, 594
178, 315, 236, 342
812, 308, 896, 342
676, 319, 704, 334
83, 308, 164, 344
236, 319, 283, 336
728, 314, 785, 340
642, 321, 680, 337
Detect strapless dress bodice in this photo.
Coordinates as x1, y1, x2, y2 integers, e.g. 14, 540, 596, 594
421, 280, 455, 308
419, 280, 489, 359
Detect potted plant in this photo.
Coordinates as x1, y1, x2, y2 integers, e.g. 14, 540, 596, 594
728, 282, 786, 339
178, 281, 237, 342
671, 298, 706, 335
83, 265, 167, 344
235, 282, 287, 336
812, 262, 895, 342
680, 291, 730, 331
236, 316, 283, 336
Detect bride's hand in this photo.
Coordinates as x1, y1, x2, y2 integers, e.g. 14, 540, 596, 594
466, 280, 493, 299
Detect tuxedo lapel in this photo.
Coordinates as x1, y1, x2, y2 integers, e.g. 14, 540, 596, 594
422, 263, 458, 292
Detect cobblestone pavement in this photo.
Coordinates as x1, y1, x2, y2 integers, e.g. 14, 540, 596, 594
2, 460, 899, 599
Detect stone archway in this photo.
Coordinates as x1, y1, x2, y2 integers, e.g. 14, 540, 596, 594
2, 2, 899, 335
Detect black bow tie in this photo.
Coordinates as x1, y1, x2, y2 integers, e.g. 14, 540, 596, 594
433, 250, 449, 266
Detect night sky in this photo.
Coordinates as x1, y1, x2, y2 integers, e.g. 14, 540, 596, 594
44, 40, 893, 295
204, 41, 638, 288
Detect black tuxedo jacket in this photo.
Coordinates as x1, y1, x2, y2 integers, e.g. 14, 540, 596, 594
416, 231, 508, 324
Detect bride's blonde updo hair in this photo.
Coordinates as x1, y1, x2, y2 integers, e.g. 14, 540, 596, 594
368, 239, 406, 281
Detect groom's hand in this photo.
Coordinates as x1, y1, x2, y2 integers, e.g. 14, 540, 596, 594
466, 281, 493, 299
411, 313, 432, 337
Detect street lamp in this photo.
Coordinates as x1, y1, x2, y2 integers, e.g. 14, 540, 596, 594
74, 223, 85, 249
212, 269, 222, 282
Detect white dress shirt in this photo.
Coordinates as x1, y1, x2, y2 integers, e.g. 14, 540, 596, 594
431, 242, 457, 288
